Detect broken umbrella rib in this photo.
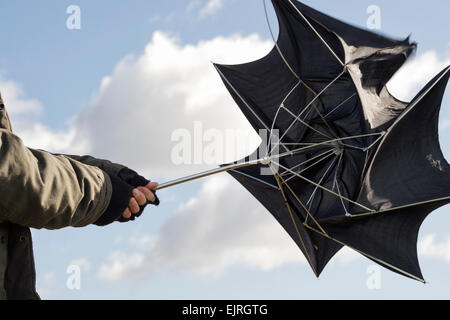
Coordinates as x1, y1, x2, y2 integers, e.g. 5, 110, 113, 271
264, 0, 300, 80
214, 64, 293, 154
271, 159, 374, 212
267, 79, 304, 155
306, 155, 339, 208
269, 163, 319, 276
281, 149, 336, 183
271, 132, 386, 159
286, 0, 345, 67
278, 68, 347, 145
325, 92, 358, 118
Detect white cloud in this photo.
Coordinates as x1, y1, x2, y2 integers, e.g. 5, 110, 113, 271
199, 0, 225, 18
418, 234, 450, 263
98, 251, 145, 282
0, 78, 81, 154
97, 175, 306, 282
0, 77, 42, 116
387, 50, 450, 102
128, 233, 156, 249
12, 121, 86, 153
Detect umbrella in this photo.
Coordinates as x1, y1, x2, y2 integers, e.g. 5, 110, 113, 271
156, 0, 450, 282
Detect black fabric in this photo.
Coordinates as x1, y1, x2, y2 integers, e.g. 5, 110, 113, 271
118, 168, 150, 188
319, 200, 450, 281
94, 173, 134, 226
358, 67, 450, 212
95, 168, 159, 226
216, 0, 450, 280
117, 167, 160, 208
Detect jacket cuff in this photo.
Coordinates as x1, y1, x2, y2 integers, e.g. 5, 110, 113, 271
93, 173, 133, 226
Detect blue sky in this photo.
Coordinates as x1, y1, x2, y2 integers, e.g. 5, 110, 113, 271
1, 0, 450, 299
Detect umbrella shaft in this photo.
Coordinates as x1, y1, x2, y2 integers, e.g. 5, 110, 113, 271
154, 158, 263, 190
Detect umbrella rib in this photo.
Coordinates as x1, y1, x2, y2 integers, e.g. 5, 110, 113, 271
230, 169, 280, 190
267, 79, 303, 155
263, 0, 300, 80
275, 142, 321, 146
325, 93, 357, 118
281, 148, 335, 178
275, 171, 328, 235
269, 163, 319, 276
278, 69, 346, 145
333, 152, 350, 216
305, 155, 338, 215
322, 133, 385, 152
272, 132, 385, 160
214, 64, 291, 153
280, 104, 333, 140
263, 0, 320, 99
272, 159, 374, 212
362, 132, 386, 152
348, 196, 450, 218
283, 151, 336, 184
311, 103, 340, 139
339, 143, 366, 151
299, 81, 340, 140
290, 81, 340, 140
286, 0, 345, 67
303, 224, 426, 283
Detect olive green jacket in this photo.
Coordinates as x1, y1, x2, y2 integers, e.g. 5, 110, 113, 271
0, 91, 120, 299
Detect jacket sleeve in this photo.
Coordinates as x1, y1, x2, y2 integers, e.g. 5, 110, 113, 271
63, 154, 126, 177
0, 129, 112, 230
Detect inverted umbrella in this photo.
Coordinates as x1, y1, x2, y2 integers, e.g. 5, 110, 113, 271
156, 0, 450, 282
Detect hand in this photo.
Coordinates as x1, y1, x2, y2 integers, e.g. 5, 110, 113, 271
122, 182, 158, 219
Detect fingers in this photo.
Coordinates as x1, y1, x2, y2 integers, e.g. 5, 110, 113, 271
132, 188, 147, 206
129, 197, 140, 214
121, 198, 140, 219
122, 207, 132, 219
137, 186, 156, 203
122, 182, 159, 219
146, 182, 159, 190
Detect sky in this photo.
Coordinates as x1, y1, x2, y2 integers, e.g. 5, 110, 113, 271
1, 0, 450, 300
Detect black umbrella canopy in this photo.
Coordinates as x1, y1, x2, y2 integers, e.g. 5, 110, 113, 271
214, 0, 450, 281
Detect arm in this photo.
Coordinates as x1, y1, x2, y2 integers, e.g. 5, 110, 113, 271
0, 92, 158, 229
0, 129, 111, 229
63, 154, 160, 225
